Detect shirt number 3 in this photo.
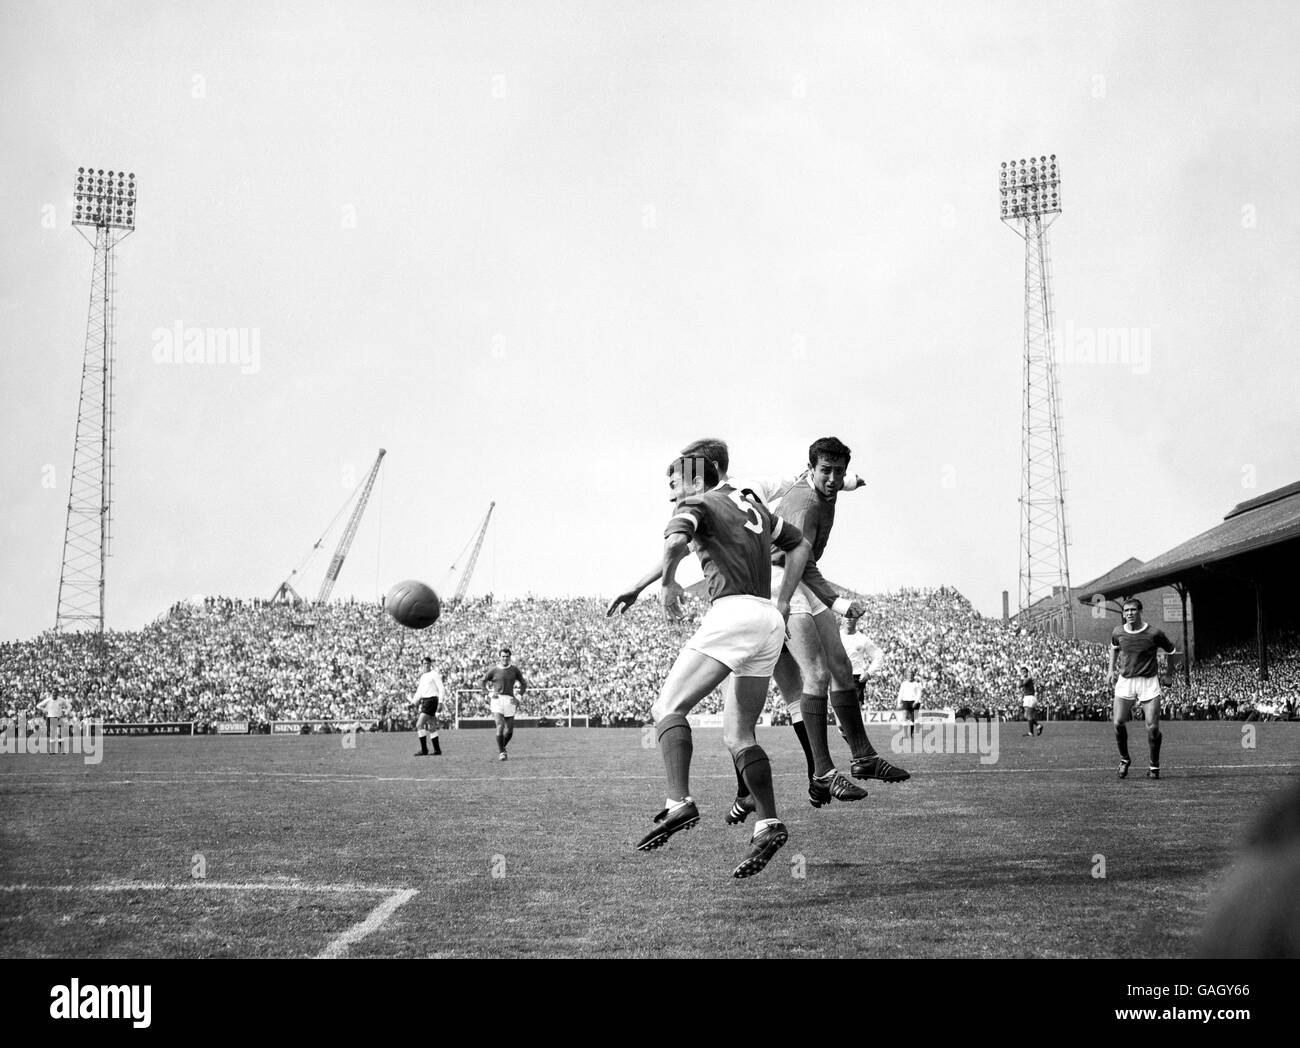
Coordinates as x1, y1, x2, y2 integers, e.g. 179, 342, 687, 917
728, 489, 764, 534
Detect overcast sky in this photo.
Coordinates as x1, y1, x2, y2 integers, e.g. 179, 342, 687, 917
2, 0, 1297, 642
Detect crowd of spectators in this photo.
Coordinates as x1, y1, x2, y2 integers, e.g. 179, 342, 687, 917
1, 590, 1295, 732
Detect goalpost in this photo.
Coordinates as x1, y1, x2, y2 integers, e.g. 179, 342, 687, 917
453, 687, 589, 728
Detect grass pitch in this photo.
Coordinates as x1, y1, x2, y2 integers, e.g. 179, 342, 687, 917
1, 722, 1295, 958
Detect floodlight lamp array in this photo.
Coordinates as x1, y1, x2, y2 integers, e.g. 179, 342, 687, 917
1000, 155, 1059, 219
73, 167, 137, 230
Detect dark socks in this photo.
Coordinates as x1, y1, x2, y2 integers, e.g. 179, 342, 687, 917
656, 714, 693, 801
801, 693, 834, 777
1115, 723, 1130, 761
734, 745, 777, 821
1149, 728, 1162, 768
418, 734, 428, 754
735, 763, 751, 799
431, 732, 441, 755
830, 688, 876, 761
791, 720, 815, 779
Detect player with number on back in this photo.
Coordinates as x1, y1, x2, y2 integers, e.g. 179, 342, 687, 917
608, 437, 901, 825
628, 451, 813, 878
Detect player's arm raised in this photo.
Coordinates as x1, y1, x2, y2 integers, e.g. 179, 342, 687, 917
606, 562, 664, 616
793, 469, 865, 492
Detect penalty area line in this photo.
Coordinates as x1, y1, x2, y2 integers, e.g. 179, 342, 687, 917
0, 880, 408, 894
316, 888, 418, 959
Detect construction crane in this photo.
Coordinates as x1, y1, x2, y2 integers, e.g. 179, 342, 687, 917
271, 448, 387, 604
446, 501, 495, 607
317, 449, 387, 602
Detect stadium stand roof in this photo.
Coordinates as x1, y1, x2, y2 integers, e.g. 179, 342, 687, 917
1073, 557, 1144, 604
1079, 481, 1300, 601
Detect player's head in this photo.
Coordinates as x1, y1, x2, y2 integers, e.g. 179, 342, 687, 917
679, 438, 729, 478
807, 436, 851, 497
498, 646, 511, 665
1122, 597, 1142, 622
1020, 663, 1030, 674
423, 656, 432, 667
667, 454, 718, 502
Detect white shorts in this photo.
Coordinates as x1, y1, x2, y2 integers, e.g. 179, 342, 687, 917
489, 697, 517, 718
1022, 697, 1037, 709
770, 565, 828, 617
1114, 675, 1161, 703
686, 594, 785, 678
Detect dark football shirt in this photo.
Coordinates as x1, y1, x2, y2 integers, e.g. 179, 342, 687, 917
483, 665, 527, 696
773, 477, 840, 608
664, 484, 803, 603
1110, 624, 1174, 678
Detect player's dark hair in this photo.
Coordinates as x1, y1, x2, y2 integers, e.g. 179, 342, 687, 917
1122, 597, 1143, 611
668, 454, 718, 490
808, 436, 852, 468
679, 438, 729, 475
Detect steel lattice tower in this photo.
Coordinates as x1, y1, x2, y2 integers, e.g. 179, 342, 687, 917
1000, 155, 1074, 637
56, 167, 137, 632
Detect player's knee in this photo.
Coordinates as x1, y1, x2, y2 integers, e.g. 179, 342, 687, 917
827, 657, 854, 690
803, 667, 830, 694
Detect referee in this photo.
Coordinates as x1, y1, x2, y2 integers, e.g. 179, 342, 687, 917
412, 656, 445, 756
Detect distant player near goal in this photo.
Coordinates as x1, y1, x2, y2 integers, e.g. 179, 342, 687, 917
1108, 597, 1175, 780
896, 667, 922, 738
412, 656, 445, 756
483, 647, 527, 761
34, 692, 68, 754
1020, 664, 1042, 737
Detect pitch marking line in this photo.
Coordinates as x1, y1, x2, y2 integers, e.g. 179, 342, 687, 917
3, 762, 1298, 787
316, 888, 419, 959
0, 881, 418, 958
